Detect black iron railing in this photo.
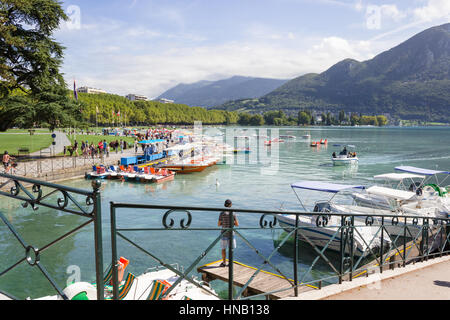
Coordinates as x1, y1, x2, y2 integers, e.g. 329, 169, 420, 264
0, 173, 104, 300
109, 202, 450, 300
1, 173, 449, 300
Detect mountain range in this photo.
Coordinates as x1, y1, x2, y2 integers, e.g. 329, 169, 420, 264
157, 76, 288, 108
217, 23, 450, 122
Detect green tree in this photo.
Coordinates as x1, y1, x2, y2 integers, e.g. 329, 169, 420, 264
0, 0, 83, 131
0, 0, 68, 96
298, 111, 311, 126
339, 110, 345, 124
376, 115, 388, 126
350, 113, 359, 126
249, 114, 264, 126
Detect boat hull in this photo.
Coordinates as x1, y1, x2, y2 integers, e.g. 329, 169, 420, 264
277, 214, 385, 257
332, 157, 358, 166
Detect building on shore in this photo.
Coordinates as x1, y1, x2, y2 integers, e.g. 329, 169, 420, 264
126, 94, 148, 101
77, 86, 107, 94
153, 98, 174, 104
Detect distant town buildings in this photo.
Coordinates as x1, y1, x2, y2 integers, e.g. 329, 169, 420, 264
77, 86, 107, 94
126, 94, 148, 101
153, 98, 174, 104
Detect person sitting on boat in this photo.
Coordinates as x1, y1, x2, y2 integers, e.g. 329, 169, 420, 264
332, 152, 336, 158
339, 147, 348, 156
218, 199, 239, 267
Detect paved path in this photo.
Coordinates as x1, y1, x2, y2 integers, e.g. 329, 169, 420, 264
284, 256, 450, 300
30, 131, 71, 156
324, 258, 450, 300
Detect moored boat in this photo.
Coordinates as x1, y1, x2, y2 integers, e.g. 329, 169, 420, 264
277, 181, 391, 257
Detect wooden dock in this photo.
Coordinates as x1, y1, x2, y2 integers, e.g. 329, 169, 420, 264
197, 260, 317, 300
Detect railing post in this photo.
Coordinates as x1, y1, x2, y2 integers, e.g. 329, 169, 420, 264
92, 179, 104, 300
228, 210, 234, 300
424, 218, 429, 262
293, 214, 299, 296
111, 202, 119, 300
380, 216, 384, 273
349, 216, 354, 281
403, 217, 407, 267
339, 216, 344, 284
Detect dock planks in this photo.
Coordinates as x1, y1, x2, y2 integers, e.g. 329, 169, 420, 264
197, 260, 316, 300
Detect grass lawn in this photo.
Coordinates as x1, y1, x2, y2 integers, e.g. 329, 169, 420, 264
0, 134, 53, 154
5, 128, 51, 134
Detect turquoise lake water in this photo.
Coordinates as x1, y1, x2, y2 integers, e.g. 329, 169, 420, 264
1, 126, 449, 299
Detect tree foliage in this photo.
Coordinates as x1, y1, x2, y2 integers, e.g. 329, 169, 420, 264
0, 0, 84, 131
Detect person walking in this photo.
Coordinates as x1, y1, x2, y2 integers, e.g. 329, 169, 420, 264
74, 140, 79, 157
218, 199, 239, 267
2, 151, 11, 173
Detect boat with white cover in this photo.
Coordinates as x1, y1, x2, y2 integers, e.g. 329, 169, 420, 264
277, 181, 391, 257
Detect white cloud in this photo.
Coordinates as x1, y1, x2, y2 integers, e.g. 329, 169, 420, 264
65, 35, 381, 98
379, 4, 407, 22
413, 0, 450, 22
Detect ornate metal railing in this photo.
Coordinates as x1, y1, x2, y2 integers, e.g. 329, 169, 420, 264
1, 174, 449, 300
0, 173, 104, 300
109, 202, 450, 300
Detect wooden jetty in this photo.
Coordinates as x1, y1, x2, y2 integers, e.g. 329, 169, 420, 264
197, 259, 317, 300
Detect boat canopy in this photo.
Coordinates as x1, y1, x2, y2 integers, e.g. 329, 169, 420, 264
165, 143, 196, 151
332, 144, 356, 148
395, 166, 450, 176
138, 139, 166, 144
366, 186, 415, 201
373, 173, 425, 181
291, 181, 365, 193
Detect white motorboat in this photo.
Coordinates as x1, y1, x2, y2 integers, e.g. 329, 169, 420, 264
277, 181, 391, 257
332, 144, 358, 166
354, 169, 449, 219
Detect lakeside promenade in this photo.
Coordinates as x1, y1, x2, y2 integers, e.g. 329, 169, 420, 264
284, 255, 450, 300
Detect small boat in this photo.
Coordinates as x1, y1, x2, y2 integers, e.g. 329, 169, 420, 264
35, 263, 218, 300
331, 144, 358, 166
320, 139, 328, 145
310, 141, 319, 147
277, 181, 391, 257
279, 135, 296, 140
85, 165, 110, 179
302, 132, 311, 139
233, 148, 250, 154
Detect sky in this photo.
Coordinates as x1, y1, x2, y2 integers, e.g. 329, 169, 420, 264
55, 0, 450, 99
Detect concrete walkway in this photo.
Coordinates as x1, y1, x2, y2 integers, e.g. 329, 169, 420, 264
325, 258, 450, 300
284, 256, 450, 300
30, 131, 71, 156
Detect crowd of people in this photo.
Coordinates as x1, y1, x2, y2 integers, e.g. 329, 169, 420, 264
64, 139, 132, 159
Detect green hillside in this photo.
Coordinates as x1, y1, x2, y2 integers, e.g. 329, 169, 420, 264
76, 92, 239, 126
